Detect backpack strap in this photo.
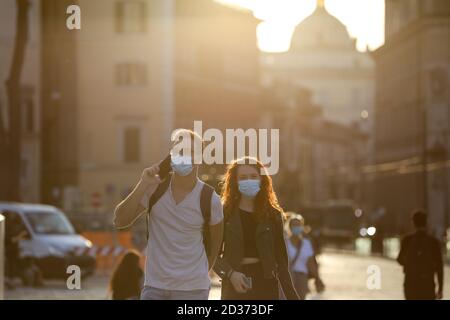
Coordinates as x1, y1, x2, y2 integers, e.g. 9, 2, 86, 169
146, 174, 172, 241
200, 183, 214, 257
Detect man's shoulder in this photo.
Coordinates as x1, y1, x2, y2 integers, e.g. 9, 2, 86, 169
198, 181, 223, 224
402, 233, 414, 241
199, 181, 221, 200
424, 233, 441, 246
402, 232, 440, 245
400, 233, 415, 247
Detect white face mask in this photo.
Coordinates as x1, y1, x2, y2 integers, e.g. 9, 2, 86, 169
170, 154, 193, 176
291, 226, 304, 236
238, 179, 261, 198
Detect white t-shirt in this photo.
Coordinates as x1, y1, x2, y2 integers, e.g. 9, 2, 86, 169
286, 238, 314, 274
140, 178, 223, 291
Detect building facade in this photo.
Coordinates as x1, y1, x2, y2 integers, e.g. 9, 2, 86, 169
41, 0, 174, 212
38, 0, 261, 212
261, 3, 374, 128
173, 0, 262, 186
263, 85, 367, 212
373, 0, 450, 237
0, 0, 41, 203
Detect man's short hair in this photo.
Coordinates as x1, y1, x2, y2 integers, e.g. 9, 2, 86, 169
412, 210, 427, 228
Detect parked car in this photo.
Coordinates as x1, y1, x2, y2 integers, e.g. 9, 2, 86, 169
0, 202, 96, 284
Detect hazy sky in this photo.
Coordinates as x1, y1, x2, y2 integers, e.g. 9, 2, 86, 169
218, 0, 385, 52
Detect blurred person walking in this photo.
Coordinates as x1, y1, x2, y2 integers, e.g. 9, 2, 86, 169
4, 228, 24, 289
109, 250, 143, 300
5, 221, 42, 288
214, 157, 299, 300
114, 129, 223, 300
286, 213, 325, 299
397, 210, 444, 300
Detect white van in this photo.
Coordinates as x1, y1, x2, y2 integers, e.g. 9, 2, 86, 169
0, 202, 96, 283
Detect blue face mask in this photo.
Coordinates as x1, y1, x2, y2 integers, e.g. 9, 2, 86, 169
291, 226, 304, 236
170, 155, 193, 176
238, 179, 261, 198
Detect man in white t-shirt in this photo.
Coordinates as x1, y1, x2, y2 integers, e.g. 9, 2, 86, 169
114, 129, 224, 300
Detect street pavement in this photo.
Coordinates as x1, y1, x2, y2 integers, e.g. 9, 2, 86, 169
5, 251, 450, 300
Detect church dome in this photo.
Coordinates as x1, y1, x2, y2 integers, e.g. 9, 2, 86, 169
290, 5, 355, 51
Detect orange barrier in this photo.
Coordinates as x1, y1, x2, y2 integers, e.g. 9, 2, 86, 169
80, 231, 144, 275
81, 231, 134, 247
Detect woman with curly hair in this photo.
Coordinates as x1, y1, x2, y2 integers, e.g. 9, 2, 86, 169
214, 157, 299, 300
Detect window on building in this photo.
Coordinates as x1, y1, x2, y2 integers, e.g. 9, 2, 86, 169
115, 63, 147, 86
123, 127, 141, 163
115, 1, 147, 33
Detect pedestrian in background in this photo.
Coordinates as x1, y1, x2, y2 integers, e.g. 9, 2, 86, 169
397, 210, 444, 300
214, 157, 299, 300
286, 213, 325, 299
109, 250, 144, 300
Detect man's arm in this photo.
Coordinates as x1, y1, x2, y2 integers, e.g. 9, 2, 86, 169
397, 237, 408, 266
213, 243, 234, 280
307, 256, 319, 279
207, 221, 223, 270
207, 194, 224, 270
113, 164, 160, 229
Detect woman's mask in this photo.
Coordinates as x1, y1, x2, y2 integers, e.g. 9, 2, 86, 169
238, 179, 261, 198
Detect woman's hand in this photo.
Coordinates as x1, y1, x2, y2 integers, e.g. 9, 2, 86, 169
229, 271, 249, 294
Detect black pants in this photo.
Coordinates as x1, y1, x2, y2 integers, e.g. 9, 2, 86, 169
404, 275, 436, 300
221, 262, 279, 300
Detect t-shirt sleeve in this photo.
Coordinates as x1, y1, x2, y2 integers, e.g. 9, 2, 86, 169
210, 191, 224, 225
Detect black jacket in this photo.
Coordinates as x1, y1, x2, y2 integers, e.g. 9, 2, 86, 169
213, 206, 299, 300
397, 230, 443, 292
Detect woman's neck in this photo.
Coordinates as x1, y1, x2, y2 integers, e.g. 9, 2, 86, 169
239, 196, 255, 212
